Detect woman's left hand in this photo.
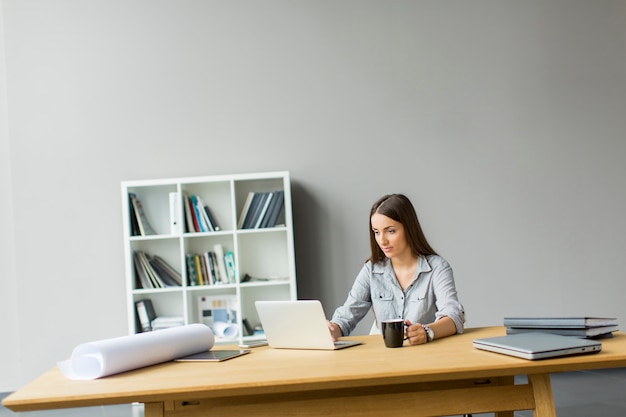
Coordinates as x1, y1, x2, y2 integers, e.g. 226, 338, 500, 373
404, 320, 428, 345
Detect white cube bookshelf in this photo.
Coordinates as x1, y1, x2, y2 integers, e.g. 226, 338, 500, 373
121, 171, 297, 344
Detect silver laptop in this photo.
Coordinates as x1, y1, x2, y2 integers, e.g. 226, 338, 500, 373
473, 332, 602, 360
255, 300, 362, 350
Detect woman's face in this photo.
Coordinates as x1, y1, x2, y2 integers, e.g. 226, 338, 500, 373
371, 212, 410, 259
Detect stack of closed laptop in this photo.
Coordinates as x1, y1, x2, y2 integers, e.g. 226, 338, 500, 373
503, 317, 619, 339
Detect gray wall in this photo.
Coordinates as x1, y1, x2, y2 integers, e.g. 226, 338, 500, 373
2, 0, 625, 392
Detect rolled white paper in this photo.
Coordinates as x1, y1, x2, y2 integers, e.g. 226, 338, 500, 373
58, 323, 214, 380
212, 321, 238, 339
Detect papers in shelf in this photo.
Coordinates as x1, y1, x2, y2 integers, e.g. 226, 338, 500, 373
58, 323, 214, 380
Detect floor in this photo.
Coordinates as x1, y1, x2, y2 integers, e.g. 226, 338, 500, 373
1, 367, 625, 416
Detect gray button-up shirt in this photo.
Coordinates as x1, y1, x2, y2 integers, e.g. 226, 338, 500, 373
331, 255, 465, 336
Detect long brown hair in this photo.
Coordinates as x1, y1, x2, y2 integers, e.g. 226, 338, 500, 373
368, 194, 438, 264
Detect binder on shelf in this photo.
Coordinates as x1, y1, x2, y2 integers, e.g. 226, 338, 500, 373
135, 299, 157, 332
169, 192, 182, 234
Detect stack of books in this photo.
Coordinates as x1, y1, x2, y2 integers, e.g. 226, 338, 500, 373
504, 317, 619, 338
185, 244, 235, 286
237, 190, 285, 229
151, 316, 185, 331
182, 192, 221, 233
133, 251, 182, 289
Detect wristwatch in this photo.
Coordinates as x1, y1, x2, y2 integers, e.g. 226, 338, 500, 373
422, 324, 434, 343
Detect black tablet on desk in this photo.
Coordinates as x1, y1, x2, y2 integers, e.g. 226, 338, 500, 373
174, 350, 250, 362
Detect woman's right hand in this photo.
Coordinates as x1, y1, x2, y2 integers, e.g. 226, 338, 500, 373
327, 321, 343, 341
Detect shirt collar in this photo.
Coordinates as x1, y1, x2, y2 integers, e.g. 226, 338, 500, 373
372, 255, 432, 275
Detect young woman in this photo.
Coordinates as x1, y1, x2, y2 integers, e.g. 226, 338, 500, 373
328, 194, 465, 345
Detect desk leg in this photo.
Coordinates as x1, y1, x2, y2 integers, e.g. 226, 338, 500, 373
528, 374, 556, 417
144, 403, 163, 417
494, 376, 514, 417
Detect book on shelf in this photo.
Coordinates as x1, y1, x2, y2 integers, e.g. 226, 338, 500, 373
195, 194, 220, 232
192, 194, 213, 232
241, 192, 264, 229
135, 299, 157, 332
185, 248, 235, 286
128, 194, 141, 236
213, 244, 230, 283
503, 317, 618, 328
225, 251, 236, 283
506, 325, 619, 338
128, 193, 156, 236
253, 192, 273, 228
193, 254, 205, 285
203, 252, 216, 285
182, 192, 221, 233
238, 190, 285, 229
186, 254, 199, 286
202, 204, 220, 231
263, 190, 284, 228
237, 192, 256, 229
182, 193, 195, 233
187, 194, 201, 232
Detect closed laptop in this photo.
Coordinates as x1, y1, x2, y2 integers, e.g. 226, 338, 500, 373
473, 332, 602, 360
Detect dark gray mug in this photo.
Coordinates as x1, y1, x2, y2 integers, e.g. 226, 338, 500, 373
381, 319, 406, 348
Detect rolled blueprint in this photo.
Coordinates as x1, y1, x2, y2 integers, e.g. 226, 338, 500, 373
58, 323, 214, 380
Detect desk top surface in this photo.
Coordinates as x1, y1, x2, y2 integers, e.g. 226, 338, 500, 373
5, 326, 626, 411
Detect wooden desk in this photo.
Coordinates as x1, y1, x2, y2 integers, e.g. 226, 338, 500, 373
4, 327, 626, 417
